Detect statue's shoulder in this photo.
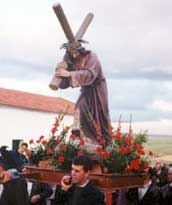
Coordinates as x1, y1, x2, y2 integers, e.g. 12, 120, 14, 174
87, 52, 100, 62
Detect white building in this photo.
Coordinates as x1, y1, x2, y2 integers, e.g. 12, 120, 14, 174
0, 87, 75, 148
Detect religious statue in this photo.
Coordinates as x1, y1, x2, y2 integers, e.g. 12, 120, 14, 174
49, 3, 110, 145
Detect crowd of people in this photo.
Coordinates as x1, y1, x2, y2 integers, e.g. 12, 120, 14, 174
0, 143, 53, 205
0, 142, 172, 205
113, 162, 172, 205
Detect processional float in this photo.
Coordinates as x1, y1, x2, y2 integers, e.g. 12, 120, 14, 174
25, 3, 148, 205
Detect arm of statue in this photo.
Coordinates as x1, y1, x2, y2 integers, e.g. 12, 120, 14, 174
56, 61, 71, 89
70, 53, 100, 87
49, 61, 70, 90
55, 53, 100, 88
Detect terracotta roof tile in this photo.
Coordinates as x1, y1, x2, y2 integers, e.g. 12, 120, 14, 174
0, 87, 75, 114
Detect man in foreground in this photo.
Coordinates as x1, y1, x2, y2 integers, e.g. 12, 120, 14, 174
54, 155, 105, 205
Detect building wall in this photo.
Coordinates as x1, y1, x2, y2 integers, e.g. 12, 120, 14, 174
0, 105, 73, 148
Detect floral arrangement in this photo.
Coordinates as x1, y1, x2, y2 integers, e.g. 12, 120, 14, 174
94, 118, 153, 174
28, 114, 89, 170
28, 114, 153, 174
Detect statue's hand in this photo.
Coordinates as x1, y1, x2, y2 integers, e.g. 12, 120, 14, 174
55, 68, 71, 78
56, 61, 68, 71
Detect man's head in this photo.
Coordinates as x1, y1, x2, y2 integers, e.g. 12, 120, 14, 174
62, 40, 89, 60
71, 155, 93, 186
163, 163, 167, 168
167, 167, 172, 183
18, 142, 28, 154
67, 47, 80, 59
0, 156, 7, 171
65, 41, 82, 59
155, 162, 161, 172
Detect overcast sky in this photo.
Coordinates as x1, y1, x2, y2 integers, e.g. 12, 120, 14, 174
1, 0, 172, 135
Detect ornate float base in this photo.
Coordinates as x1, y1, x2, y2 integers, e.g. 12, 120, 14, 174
25, 166, 148, 192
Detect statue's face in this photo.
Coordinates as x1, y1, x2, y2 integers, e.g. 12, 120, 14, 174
67, 47, 80, 59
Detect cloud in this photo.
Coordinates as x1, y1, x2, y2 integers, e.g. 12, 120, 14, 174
1, 0, 172, 80
107, 78, 172, 122
152, 100, 172, 113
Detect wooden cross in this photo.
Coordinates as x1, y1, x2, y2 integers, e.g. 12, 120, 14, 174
49, 3, 94, 90
52, 3, 94, 44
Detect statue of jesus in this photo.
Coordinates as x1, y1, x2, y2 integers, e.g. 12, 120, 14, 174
49, 4, 111, 145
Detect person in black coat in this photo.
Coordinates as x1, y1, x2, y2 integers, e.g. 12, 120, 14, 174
126, 168, 161, 205
0, 156, 14, 184
29, 182, 53, 205
161, 167, 172, 205
0, 143, 30, 205
152, 162, 168, 187
54, 155, 105, 205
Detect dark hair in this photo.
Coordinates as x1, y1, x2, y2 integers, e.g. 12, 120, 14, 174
0, 156, 8, 170
72, 155, 93, 172
63, 48, 90, 69
20, 142, 28, 148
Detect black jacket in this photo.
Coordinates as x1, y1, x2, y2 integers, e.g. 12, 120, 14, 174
54, 181, 105, 205
161, 184, 172, 205
30, 182, 53, 205
0, 146, 28, 171
126, 183, 161, 205
152, 169, 168, 187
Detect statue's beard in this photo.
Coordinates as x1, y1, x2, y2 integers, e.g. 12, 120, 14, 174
69, 52, 80, 60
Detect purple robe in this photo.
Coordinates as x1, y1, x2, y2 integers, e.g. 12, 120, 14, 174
59, 52, 110, 144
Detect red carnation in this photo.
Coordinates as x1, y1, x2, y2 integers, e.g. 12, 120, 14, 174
46, 148, 52, 155
119, 146, 128, 154
113, 132, 121, 140
135, 144, 143, 150
77, 150, 83, 156
60, 145, 67, 152
70, 134, 76, 140
57, 156, 65, 162
130, 159, 141, 171
56, 139, 61, 144
42, 140, 48, 145
79, 140, 85, 146
100, 138, 105, 145
102, 151, 109, 159
29, 139, 34, 144
96, 146, 103, 153
51, 127, 57, 134
137, 149, 145, 155
96, 136, 102, 141
123, 137, 132, 146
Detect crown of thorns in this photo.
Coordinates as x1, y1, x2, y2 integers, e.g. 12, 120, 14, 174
60, 40, 88, 49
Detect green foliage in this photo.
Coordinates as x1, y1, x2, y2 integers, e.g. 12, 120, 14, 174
98, 128, 152, 174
